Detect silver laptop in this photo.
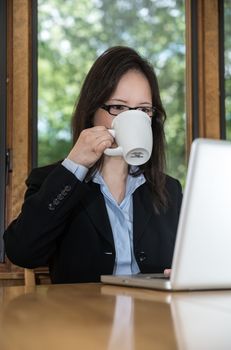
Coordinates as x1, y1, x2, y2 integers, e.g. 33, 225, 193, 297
101, 138, 231, 290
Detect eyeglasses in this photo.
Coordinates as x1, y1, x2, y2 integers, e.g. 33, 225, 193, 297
101, 104, 156, 117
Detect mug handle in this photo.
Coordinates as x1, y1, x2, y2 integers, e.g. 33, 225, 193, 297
104, 129, 123, 156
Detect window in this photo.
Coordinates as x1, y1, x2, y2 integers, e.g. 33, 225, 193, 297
38, 0, 186, 184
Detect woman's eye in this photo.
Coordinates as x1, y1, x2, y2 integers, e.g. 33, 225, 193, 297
140, 107, 150, 113
114, 105, 125, 110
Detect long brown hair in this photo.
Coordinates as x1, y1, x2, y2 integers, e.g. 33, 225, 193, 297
72, 46, 168, 210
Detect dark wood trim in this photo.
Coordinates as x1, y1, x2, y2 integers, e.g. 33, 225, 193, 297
0, 0, 7, 262
186, 0, 221, 152
198, 0, 221, 138
30, 0, 38, 168
190, 0, 200, 140
218, 0, 226, 139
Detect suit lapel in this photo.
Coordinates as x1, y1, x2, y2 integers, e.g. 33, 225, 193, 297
81, 182, 114, 247
133, 183, 154, 242
81, 182, 154, 247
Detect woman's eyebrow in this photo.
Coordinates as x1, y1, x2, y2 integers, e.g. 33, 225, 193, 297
109, 98, 152, 105
109, 98, 127, 103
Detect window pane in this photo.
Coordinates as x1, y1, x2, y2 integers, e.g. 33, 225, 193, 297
225, 0, 231, 140
38, 0, 186, 183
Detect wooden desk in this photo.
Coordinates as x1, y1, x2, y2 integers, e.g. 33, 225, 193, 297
0, 283, 231, 350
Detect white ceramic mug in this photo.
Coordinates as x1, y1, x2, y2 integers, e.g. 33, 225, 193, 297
104, 110, 153, 165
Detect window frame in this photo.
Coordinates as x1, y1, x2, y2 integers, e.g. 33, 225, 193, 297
0, 0, 7, 262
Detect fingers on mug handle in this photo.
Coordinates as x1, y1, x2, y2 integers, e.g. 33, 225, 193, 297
107, 129, 115, 137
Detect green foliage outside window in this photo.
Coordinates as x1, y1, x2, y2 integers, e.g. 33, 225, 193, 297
38, 0, 186, 184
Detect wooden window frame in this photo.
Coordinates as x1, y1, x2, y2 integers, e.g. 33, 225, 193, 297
186, 0, 225, 153
0, 0, 37, 285
0, 0, 7, 263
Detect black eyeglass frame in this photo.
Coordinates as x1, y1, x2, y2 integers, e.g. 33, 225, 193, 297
101, 104, 156, 117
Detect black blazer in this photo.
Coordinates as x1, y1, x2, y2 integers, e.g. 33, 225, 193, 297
4, 163, 182, 284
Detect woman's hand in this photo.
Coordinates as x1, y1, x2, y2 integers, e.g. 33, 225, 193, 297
67, 126, 114, 168
164, 269, 171, 277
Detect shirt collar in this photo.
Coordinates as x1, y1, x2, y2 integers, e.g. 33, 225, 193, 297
92, 166, 146, 198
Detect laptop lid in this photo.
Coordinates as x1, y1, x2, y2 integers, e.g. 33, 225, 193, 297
170, 138, 231, 290
101, 138, 231, 290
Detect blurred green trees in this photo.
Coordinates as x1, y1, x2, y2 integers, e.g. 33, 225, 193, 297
38, 0, 186, 183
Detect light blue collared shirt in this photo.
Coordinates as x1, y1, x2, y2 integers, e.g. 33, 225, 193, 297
62, 158, 146, 275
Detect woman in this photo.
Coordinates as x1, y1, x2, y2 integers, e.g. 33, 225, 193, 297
4, 46, 182, 283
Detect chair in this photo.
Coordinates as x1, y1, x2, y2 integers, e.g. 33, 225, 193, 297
24, 267, 51, 286
24, 268, 36, 286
